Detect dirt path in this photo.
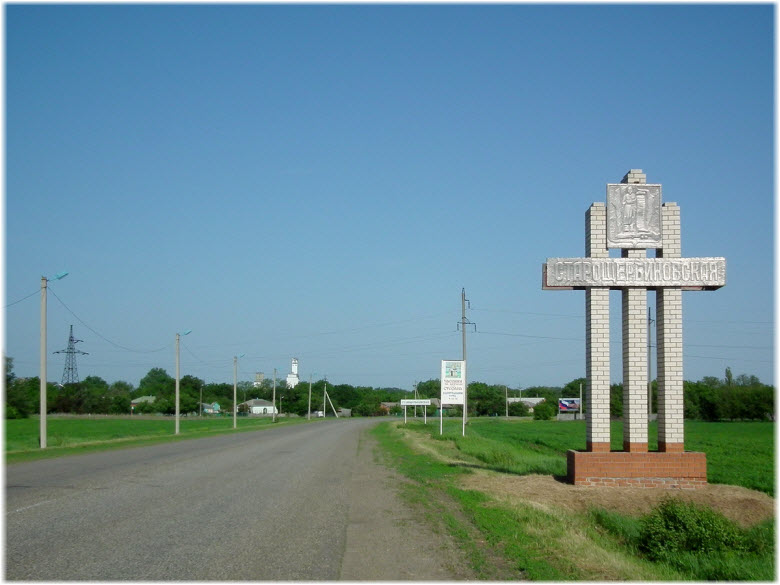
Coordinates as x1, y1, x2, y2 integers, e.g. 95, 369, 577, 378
339, 428, 476, 580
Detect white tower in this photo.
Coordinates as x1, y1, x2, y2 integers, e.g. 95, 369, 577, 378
286, 358, 300, 388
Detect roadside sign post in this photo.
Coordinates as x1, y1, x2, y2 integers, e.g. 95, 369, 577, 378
440, 360, 466, 436
401, 399, 431, 425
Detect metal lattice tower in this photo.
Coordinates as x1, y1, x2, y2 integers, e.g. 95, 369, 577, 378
54, 325, 88, 384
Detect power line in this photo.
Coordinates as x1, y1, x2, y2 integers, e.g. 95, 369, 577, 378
477, 330, 582, 342
472, 307, 583, 319
48, 288, 169, 354
4, 290, 40, 308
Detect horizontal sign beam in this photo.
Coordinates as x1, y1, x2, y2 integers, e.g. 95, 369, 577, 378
543, 257, 726, 290
400, 399, 431, 406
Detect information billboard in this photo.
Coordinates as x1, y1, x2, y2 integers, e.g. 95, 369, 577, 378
441, 360, 466, 405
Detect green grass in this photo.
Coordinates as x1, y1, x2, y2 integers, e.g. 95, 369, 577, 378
424, 418, 774, 495
685, 421, 774, 495
5, 415, 305, 463
374, 418, 775, 580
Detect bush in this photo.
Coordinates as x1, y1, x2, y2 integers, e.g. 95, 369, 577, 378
532, 400, 556, 420
508, 401, 529, 417
639, 498, 745, 560
5, 404, 25, 419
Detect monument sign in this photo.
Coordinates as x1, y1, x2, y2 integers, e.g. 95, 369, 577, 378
543, 169, 725, 488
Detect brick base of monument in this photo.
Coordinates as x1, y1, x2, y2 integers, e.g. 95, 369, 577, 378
567, 450, 707, 489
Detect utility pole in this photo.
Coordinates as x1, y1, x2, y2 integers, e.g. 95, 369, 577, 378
505, 386, 508, 417
40, 277, 48, 448
272, 368, 277, 423
39, 271, 68, 449
174, 329, 191, 435
457, 288, 476, 423
233, 354, 244, 429
648, 306, 654, 419
308, 374, 313, 420
323, 376, 327, 418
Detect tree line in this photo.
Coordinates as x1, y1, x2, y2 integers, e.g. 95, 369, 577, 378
3, 357, 773, 422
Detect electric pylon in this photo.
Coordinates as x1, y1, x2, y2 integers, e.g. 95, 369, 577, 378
54, 325, 88, 384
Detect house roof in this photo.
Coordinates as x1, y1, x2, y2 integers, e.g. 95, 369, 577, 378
507, 397, 546, 406
241, 399, 274, 407
130, 395, 155, 405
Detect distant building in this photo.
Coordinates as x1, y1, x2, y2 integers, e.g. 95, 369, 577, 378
507, 396, 546, 412
379, 402, 399, 415
253, 372, 265, 388
200, 402, 220, 414
240, 398, 277, 415
286, 358, 299, 388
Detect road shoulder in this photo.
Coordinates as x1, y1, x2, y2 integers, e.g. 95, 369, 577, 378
339, 426, 475, 580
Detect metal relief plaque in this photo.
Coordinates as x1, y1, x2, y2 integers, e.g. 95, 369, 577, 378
543, 257, 726, 290
606, 183, 662, 248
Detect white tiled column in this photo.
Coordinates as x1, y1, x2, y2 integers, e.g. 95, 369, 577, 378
619, 170, 649, 452
585, 203, 610, 451
657, 203, 684, 452
621, 259, 648, 452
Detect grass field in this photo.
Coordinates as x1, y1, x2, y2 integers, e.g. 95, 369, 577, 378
373, 418, 775, 581
423, 418, 775, 495
5, 415, 304, 463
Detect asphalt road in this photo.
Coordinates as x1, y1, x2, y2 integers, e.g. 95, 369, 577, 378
6, 418, 467, 581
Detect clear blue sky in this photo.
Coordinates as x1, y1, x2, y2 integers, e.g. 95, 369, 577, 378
5, 4, 774, 391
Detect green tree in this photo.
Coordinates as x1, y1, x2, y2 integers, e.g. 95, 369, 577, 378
468, 382, 505, 416
180, 375, 204, 414
137, 368, 174, 398
5, 359, 35, 419
106, 380, 133, 415
81, 376, 111, 413
415, 379, 440, 398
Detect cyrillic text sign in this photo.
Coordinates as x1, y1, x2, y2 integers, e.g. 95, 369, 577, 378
440, 360, 466, 405
543, 257, 726, 290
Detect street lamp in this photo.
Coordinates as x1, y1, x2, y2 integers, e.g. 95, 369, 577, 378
233, 353, 245, 429
175, 329, 192, 435
40, 271, 68, 449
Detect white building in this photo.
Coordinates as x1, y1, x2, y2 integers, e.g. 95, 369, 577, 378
240, 399, 277, 415
286, 357, 300, 388
507, 397, 547, 412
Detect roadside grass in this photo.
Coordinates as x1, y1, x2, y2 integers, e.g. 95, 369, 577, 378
372, 421, 679, 580
5, 416, 306, 463
374, 418, 775, 581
